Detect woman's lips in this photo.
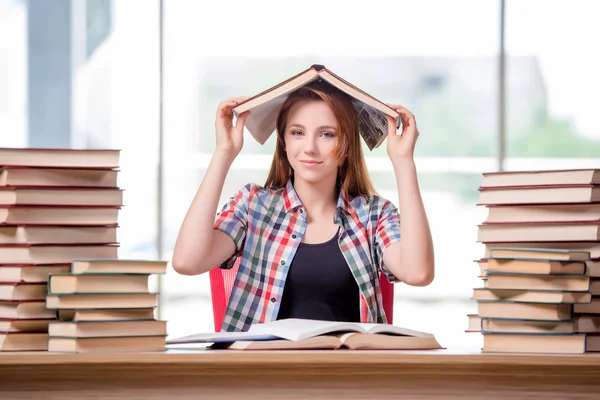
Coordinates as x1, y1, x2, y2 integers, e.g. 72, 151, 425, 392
300, 161, 322, 167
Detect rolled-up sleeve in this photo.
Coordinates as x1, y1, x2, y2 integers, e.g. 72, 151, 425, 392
213, 184, 251, 269
374, 200, 402, 282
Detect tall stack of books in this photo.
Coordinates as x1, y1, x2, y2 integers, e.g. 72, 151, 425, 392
0, 148, 122, 351
470, 168, 600, 354
46, 258, 167, 353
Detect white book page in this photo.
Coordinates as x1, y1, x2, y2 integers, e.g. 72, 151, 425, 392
166, 319, 435, 345
166, 331, 279, 345
248, 318, 365, 341
358, 323, 434, 337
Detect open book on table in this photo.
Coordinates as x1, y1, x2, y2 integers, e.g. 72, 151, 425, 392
166, 318, 443, 350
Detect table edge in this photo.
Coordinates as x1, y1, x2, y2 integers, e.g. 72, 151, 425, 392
2, 348, 600, 367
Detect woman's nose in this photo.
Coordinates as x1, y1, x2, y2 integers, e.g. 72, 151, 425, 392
303, 136, 318, 153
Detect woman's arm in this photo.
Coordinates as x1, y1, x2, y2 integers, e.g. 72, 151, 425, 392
171, 97, 249, 275
383, 159, 434, 286
381, 105, 435, 286
171, 153, 238, 275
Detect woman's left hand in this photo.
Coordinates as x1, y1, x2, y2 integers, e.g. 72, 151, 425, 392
385, 104, 419, 161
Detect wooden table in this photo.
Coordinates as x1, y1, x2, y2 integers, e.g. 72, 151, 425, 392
1, 347, 600, 399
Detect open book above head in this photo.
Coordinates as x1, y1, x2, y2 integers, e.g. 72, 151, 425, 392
232, 64, 401, 151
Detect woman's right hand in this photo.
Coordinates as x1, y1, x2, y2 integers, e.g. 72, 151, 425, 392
215, 97, 250, 159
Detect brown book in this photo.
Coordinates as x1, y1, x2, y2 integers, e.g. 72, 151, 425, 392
0, 167, 118, 187
477, 184, 600, 205
46, 293, 158, 309
48, 335, 166, 353
477, 301, 572, 321
482, 318, 575, 334
57, 308, 156, 322
476, 259, 487, 275
0, 187, 123, 206
484, 203, 600, 223
482, 333, 595, 353
488, 247, 590, 261
0, 332, 49, 351
472, 288, 591, 304
481, 169, 600, 188
478, 222, 600, 242
574, 298, 600, 314
0, 206, 119, 225
0, 318, 53, 333
588, 261, 600, 277
0, 225, 118, 245
48, 274, 149, 294
0, 264, 70, 283
484, 272, 590, 292
0, 300, 56, 319
479, 259, 600, 278
49, 320, 167, 338
0, 244, 119, 264
591, 280, 600, 295
0, 147, 119, 168
70, 259, 168, 274
484, 242, 600, 260
231, 64, 400, 151
466, 314, 481, 332
485, 258, 586, 275
575, 316, 600, 333
0, 283, 47, 301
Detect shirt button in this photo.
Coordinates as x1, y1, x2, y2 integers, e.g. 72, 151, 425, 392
280, 260, 285, 265
292, 234, 297, 239
270, 297, 277, 303
299, 209, 304, 213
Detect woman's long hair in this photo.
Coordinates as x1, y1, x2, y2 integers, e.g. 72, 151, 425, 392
263, 82, 376, 200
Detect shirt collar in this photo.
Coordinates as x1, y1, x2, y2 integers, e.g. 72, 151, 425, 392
283, 179, 353, 219
283, 179, 304, 213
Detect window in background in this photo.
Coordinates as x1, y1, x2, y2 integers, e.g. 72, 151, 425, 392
0, 0, 27, 147
506, 0, 600, 165
0, 0, 160, 261
163, 0, 500, 347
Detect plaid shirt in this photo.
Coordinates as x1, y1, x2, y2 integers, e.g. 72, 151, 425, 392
214, 179, 402, 332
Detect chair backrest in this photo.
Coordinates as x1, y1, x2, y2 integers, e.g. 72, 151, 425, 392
209, 265, 394, 332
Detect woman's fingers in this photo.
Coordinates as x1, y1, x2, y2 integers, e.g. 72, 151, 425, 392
390, 107, 416, 130
217, 97, 248, 118
234, 111, 250, 130
233, 96, 250, 104
386, 115, 399, 137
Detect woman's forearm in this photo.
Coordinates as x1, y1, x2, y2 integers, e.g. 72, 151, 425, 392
393, 158, 435, 285
171, 152, 234, 275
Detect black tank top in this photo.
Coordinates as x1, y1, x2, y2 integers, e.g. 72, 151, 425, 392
276, 228, 360, 322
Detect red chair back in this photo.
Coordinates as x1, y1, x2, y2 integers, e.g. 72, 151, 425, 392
209, 265, 394, 332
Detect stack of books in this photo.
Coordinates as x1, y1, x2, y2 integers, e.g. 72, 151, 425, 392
46, 258, 167, 353
470, 168, 600, 354
0, 147, 122, 351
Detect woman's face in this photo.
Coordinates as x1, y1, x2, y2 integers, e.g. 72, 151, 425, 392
284, 100, 341, 186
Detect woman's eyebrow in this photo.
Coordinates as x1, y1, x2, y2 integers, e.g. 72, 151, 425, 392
288, 123, 338, 131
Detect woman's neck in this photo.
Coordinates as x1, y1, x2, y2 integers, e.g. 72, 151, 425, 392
292, 176, 338, 220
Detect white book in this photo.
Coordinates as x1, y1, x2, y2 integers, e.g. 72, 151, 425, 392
166, 318, 442, 351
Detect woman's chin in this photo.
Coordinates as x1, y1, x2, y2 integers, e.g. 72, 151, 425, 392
292, 171, 336, 185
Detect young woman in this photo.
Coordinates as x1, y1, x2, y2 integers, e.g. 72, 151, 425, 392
172, 82, 434, 332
